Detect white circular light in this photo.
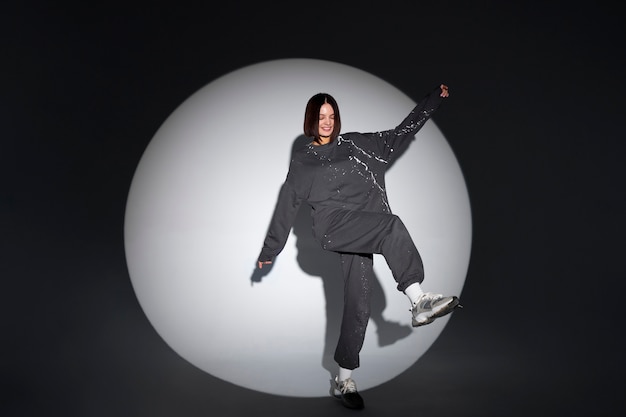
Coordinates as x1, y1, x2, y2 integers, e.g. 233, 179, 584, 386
124, 58, 471, 397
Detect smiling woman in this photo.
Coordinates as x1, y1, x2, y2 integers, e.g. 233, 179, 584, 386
123, 58, 472, 397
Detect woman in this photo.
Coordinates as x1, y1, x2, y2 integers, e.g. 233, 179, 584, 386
257, 83, 461, 409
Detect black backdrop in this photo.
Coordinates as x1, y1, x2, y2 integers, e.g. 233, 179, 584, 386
4, 2, 625, 416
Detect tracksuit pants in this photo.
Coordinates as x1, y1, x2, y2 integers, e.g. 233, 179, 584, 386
316, 209, 424, 369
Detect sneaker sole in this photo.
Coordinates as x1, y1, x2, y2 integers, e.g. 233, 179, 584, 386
412, 296, 461, 327
332, 389, 364, 409
335, 393, 364, 409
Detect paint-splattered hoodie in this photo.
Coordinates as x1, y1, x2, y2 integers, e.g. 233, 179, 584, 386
258, 85, 446, 263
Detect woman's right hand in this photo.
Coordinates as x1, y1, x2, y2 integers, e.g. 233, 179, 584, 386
258, 261, 273, 269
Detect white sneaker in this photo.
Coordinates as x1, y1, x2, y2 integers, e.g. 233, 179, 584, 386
333, 376, 364, 409
411, 292, 461, 327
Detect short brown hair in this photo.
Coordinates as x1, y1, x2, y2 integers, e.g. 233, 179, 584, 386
303, 93, 341, 144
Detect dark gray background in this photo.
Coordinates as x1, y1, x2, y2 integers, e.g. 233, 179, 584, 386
4, 2, 624, 416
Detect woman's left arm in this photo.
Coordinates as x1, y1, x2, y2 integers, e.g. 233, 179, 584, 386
378, 84, 449, 161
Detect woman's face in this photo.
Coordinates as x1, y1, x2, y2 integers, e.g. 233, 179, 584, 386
318, 102, 335, 140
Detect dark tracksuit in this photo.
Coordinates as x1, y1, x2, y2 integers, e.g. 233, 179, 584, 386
258, 86, 446, 369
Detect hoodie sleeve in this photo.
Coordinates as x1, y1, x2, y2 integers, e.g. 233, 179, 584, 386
367, 84, 446, 163
257, 160, 306, 263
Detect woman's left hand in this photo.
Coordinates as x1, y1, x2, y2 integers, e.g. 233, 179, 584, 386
440, 84, 449, 98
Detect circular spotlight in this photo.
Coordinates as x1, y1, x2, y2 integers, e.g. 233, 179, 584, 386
124, 58, 471, 397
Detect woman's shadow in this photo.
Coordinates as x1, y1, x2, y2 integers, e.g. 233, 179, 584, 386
250, 135, 412, 378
